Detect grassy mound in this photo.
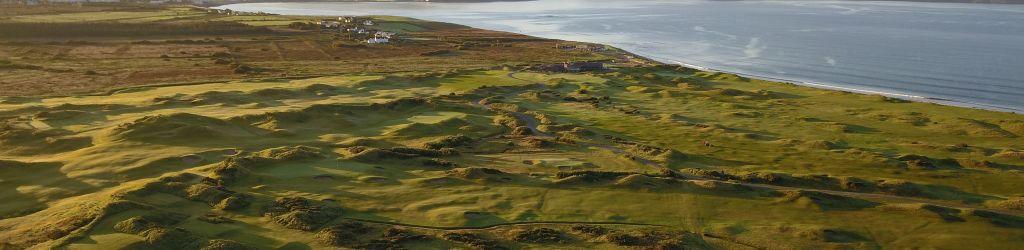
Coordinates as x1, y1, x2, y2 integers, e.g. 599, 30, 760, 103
262, 197, 342, 231
385, 117, 474, 137
509, 228, 565, 244
141, 227, 204, 250
776, 190, 879, 211
210, 156, 259, 183
601, 230, 708, 249
0, 127, 91, 155
553, 170, 633, 185
314, 221, 372, 247
931, 118, 1018, 138
201, 239, 257, 250
988, 197, 1024, 211
613, 174, 676, 189
969, 210, 1024, 228
446, 167, 513, 182
255, 146, 323, 161
343, 146, 420, 162
994, 149, 1024, 160
424, 134, 474, 150
108, 113, 257, 142
441, 231, 504, 249
878, 203, 964, 222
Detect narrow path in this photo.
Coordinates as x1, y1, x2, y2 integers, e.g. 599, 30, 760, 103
470, 72, 552, 137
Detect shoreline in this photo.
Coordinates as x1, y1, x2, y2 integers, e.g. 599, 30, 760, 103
196, 0, 1024, 7
627, 47, 1024, 114
211, 3, 1023, 115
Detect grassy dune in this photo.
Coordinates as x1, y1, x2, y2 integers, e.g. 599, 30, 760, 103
2, 5, 1024, 250
1, 67, 1023, 249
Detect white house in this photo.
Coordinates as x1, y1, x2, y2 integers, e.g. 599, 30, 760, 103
363, 20, 375, 26
367, 37, 389, 44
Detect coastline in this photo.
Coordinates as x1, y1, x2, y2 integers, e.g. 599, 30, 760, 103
5, 4, 1024, 249
212, 3, 1024, 114
197, 0, 1024, 6
629, 47, 1024, 114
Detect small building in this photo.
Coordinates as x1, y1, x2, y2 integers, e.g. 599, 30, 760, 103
363, 20, 375, 26
367, 37, 390, 44
340, 16, 355, 23
367, 31, 392, 44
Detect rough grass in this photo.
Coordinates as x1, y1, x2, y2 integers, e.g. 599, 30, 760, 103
2, 6, 1024, 250
7, 8, 204, 23
1, 67, 1021, 249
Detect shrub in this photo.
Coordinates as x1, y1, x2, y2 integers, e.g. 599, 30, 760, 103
232, 64, 254, 74
571, 225, 608, 236
442, 232, 501, 249
264, 197, 342, 231
511, 228, 564, 243
315, 221, 372, 246
420, 49, 451, 56
424, 134, 473, 149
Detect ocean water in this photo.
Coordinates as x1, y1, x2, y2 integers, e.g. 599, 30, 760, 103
218, 0, 1024, 112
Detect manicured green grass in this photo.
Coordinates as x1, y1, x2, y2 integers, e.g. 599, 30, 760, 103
437, 70, 535, 92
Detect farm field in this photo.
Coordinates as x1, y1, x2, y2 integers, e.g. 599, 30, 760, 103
2, 4, 1024, 250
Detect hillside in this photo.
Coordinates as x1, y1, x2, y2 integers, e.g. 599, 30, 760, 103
2, 5, 1024, 250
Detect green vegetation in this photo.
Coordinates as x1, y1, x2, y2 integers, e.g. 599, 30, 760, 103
1, 4, 1024, 250
7, 7, 201, 23
0, 5, 610, 96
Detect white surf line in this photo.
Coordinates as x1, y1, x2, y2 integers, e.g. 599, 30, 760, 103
650, 57, 1023, 113
660, 59, 924, 99
797, 80, 925, 99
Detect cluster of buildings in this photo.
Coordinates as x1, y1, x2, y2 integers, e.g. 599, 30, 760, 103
207, 8, 267, 16
316, 16, 376, 29
556, 43, 609, 52
366, 31, 394, 44
316, 16, 396, 44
